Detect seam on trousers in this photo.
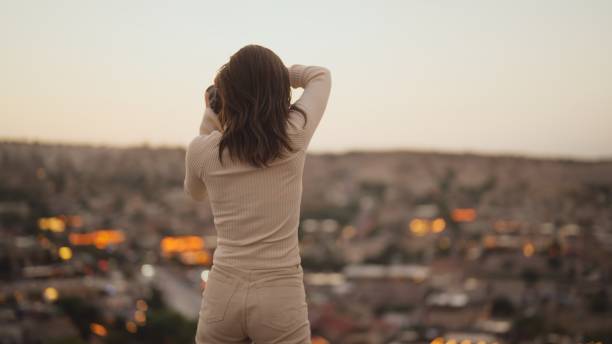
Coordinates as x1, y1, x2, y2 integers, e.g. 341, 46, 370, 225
243, 282, 249, 337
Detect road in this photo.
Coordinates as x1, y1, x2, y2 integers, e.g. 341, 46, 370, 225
153, 265, 203, 320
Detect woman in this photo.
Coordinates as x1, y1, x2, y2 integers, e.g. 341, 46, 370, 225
184, 44, 332, 344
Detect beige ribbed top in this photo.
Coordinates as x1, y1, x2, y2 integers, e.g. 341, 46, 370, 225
184, 65, 332, 270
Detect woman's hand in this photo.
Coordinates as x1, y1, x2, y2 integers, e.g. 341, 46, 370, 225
200, 85, 223, 135
204, 87, 212, 108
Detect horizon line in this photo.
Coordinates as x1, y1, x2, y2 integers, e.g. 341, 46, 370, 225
1, 136, 610, 163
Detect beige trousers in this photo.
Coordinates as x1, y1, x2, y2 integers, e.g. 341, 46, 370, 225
195, 262, 311, 344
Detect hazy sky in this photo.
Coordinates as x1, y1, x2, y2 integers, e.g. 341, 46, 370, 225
1, 1, 611, 159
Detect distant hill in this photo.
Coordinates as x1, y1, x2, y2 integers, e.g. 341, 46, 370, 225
1, 139, 610, 237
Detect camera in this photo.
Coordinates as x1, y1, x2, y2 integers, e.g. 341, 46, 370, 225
206, 85, 222, 114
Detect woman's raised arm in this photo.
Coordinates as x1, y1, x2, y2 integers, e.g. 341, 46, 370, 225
287, 65, 332, 149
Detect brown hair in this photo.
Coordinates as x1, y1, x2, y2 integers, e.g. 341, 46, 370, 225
214, 44, 307, 168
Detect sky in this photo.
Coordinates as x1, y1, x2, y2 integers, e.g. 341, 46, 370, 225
1, 0, 611, 160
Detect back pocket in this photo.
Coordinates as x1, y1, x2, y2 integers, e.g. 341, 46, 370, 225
254, 282, 307, 331
202, 273, 237, 323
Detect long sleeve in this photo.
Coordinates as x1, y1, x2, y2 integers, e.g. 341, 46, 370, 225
288, 64, 332, 149
183, 136, 208, 201
199, 107, 223, 135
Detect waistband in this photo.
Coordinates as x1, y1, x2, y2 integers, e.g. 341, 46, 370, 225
210, 262, 303, 286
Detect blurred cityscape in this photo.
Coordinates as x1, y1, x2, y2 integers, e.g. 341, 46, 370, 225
1, 140, 611, 344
